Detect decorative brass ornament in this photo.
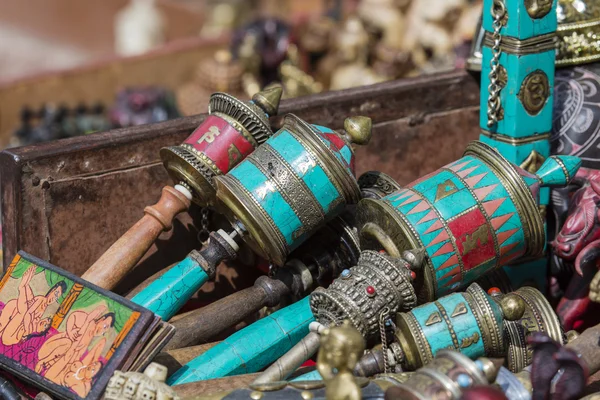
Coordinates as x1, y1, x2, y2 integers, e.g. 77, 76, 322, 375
317, 321, 365, 400
519, 150, 546, 173
524, 0, 554, 19
518, 70, 550, 115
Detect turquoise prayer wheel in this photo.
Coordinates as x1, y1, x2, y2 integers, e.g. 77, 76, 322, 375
216, 114, 372, 266
395, 283, 515, 371
131, 115, 372, 319
356, 141, 581, 302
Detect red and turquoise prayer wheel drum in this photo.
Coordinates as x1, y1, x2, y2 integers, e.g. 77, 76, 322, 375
356, 141, 581, 302
215, 114, 372, 266
160, 86, 283, 206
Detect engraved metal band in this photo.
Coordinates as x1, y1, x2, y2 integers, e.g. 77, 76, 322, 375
247, 145, 325, 229
483, 31, 557, 55
479, 129, 551, 145
215, 174, 288, 263
209, 93, 272, 144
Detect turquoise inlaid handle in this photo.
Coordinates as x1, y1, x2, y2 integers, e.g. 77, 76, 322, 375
168, 297, 314, 385
131, 255, 209, 320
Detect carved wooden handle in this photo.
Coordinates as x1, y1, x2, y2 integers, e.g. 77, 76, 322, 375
166, 276, 290, 350
82, 186, 191, 290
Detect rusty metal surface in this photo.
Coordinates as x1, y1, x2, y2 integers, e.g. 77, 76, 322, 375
0, 70, 481, 290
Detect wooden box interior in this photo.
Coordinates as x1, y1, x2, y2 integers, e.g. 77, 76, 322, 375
0, 70, 481, 297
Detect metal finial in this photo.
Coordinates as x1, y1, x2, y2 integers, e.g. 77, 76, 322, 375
343, 116, 372, 145
252, 84, 283, 117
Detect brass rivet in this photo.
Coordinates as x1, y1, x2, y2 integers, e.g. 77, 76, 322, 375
301, 391, 314, 400
250, 391, 263, 400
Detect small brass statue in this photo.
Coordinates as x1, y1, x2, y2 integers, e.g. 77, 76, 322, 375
103, 362, 179, 400
317, 321, 365, 400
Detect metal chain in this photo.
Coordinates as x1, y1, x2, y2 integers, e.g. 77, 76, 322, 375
487, 0, 506, 127
198, 208, 211, 245
379, 307, 391, 374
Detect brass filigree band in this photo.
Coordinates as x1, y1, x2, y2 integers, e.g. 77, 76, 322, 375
556, 18, 600, 67
483, 31, 557, 55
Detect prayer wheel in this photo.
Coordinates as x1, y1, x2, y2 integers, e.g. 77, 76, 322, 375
395, 283, 510, 371
215, 114, 372, 266
310, 250, 421, 343
161, 85, 283, 206
356, 141, 581, 301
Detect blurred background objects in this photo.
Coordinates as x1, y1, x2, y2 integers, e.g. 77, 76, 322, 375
0, 0, 482, 147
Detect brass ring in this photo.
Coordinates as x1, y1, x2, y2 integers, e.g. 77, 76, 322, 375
361, 222, 402, 258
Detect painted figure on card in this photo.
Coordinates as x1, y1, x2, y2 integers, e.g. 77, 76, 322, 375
0, 266, 65, 346
36, 305, 114, 384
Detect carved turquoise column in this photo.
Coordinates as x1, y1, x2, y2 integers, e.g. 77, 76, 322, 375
479, 0, 558, 291
167, 296, 314, 384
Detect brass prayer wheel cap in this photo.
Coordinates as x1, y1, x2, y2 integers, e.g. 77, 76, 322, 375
498, 294, 526, 321
358, 171, 402, 199
251, 84, 283, 117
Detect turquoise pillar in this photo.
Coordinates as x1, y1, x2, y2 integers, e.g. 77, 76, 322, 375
168, 296, 314, 385
131, 255, 209, 320
480, 0, 558, 292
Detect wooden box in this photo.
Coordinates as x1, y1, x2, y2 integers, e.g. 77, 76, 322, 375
0, 70, 481, 296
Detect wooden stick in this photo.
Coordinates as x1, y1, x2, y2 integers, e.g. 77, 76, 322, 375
82, 185, 190, 290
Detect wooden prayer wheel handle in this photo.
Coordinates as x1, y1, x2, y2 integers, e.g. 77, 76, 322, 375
82, 185, 191, 290
166, 275, 290, 350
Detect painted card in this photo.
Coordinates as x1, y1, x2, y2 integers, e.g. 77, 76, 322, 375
0, 252, 153, 400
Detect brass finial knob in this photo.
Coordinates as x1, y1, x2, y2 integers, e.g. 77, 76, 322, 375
499, 294, 526, 321
252, 85, 283, 117
343, 116, 372, 145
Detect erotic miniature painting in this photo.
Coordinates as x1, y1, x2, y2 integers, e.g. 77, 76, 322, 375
0, 254, 141, 399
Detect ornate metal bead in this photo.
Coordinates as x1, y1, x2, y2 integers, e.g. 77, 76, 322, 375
160, 86, 282, 206
215, 114, 372, 266
356, 141, 580, 302
310, 250, 417, 342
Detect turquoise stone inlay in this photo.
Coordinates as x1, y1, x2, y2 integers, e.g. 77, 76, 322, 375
229, 159, 302, 246
131, 255, 208, 320
482, 0, 557, 40
168, 297, 315, 385
536, 155, 581, 187
411, 292, 485, 359
268, 130, 341, 213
